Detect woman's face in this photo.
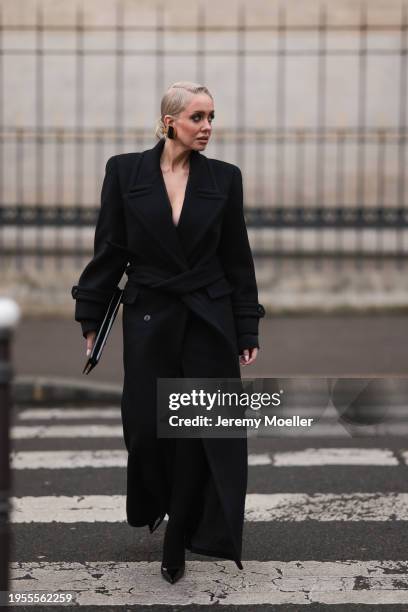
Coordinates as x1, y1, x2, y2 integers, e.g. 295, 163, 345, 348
164, 93, 214, 150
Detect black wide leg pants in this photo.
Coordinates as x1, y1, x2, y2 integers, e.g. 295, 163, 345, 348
164, 437, 209, 540
162, 309, 213, 531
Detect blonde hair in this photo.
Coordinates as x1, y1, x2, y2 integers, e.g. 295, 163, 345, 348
154, 81, 213, 139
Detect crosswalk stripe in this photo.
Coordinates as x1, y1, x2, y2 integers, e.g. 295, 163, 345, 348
245, 492, 408, 521
8, 560, 408, 605
11, 421, 408, 439
10, 493, 408, 523
18, 408, 121, 420
10, 425, 123, 439
10, 450, 127, 469
248, 452, 272, 466
17, 406, 408, 421
246, 421, 408, 437
10, 448, 402, 469
269, 447, 399, 466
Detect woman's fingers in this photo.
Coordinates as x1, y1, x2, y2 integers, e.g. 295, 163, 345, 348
239, 347, 258, 366
85, 330, 97, 356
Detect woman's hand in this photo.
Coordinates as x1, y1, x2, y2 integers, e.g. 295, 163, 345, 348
85, 330, 97, 356
239, 347, 258, 366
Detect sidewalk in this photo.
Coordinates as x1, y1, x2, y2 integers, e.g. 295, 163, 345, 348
12, 314, 408, 387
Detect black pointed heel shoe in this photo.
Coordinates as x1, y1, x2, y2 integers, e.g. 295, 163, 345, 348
161, 518, 186, 583
160, 562, 185, 584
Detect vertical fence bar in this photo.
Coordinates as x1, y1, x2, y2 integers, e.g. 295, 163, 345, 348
34, 6, 44, 271
375, 129, 386, 269
397, 4, 408, 268
55, 128, 64, 271
156, 4, 165, 141
295, 129, 306, 267
74, 6, 85, 269
254, 129, 266, 259
334, 128, 346, 269
15, 129, 24, 271
236, 2, 246, 171
356, 3, 368, 269
115, 0, 125, 152
315, 4, 328, 268
275, 3, 287, 265
196, 3, 206, 84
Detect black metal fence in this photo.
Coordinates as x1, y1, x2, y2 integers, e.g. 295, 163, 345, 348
1, 3, 407, 271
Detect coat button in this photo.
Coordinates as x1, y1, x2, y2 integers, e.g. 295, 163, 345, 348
143, 314, 151, 321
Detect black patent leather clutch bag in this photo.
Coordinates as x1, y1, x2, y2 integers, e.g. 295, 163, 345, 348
82, 286, 123, 375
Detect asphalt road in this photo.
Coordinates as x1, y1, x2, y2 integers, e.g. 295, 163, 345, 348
12, 314, 408, 383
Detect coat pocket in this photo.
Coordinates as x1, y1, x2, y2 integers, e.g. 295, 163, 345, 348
205, 277, 234, 299
197, 188, 227, 200
121, 284, 141, 305
126, 183, 153, 197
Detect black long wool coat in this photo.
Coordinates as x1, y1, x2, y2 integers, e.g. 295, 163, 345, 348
71, 136, 265, 569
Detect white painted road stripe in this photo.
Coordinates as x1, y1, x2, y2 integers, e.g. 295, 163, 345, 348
17, 406, 408, 421
11, 422, 408, 439
18, 408, 121, 420
9, 560, 408, 605
269, 447, 399, 466
10, 450, 127, 469
248, 452, 272, 466
245, 492, 408, 521
247, 422, 408, 437
10, 448, 402, 469
11, 425, 123, 439
10, 493, 408, 523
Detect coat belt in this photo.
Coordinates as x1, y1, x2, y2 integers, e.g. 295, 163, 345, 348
125, 257, 227, 295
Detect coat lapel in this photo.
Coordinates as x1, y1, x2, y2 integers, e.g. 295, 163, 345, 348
126, 138, 227, 268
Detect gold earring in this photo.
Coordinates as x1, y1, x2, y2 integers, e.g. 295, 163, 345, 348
167, 125, 176, 139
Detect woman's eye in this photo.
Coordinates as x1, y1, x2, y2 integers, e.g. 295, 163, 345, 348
192, 114, 215, 122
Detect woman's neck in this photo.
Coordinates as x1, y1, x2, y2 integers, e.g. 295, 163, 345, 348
160, 139, 191, 173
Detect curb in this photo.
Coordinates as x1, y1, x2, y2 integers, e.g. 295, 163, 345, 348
12, 375, 122, 406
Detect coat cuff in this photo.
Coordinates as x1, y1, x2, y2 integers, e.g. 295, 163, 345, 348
80, 319, 100, 339
233, 303, 265, 337
238, 334, 259, 354
72, 284, 112, 322
232, 302, 265, 354
71, 284, 113, 303
232, 302, 266, 318
235, 315, 260, 337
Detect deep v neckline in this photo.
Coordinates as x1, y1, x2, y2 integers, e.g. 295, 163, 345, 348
159, 164, 191, 229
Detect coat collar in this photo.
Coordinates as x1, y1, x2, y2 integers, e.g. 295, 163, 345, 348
126, 138, 227, 269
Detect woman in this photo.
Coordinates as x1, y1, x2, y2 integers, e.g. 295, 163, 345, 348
71, 81, 265, 584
